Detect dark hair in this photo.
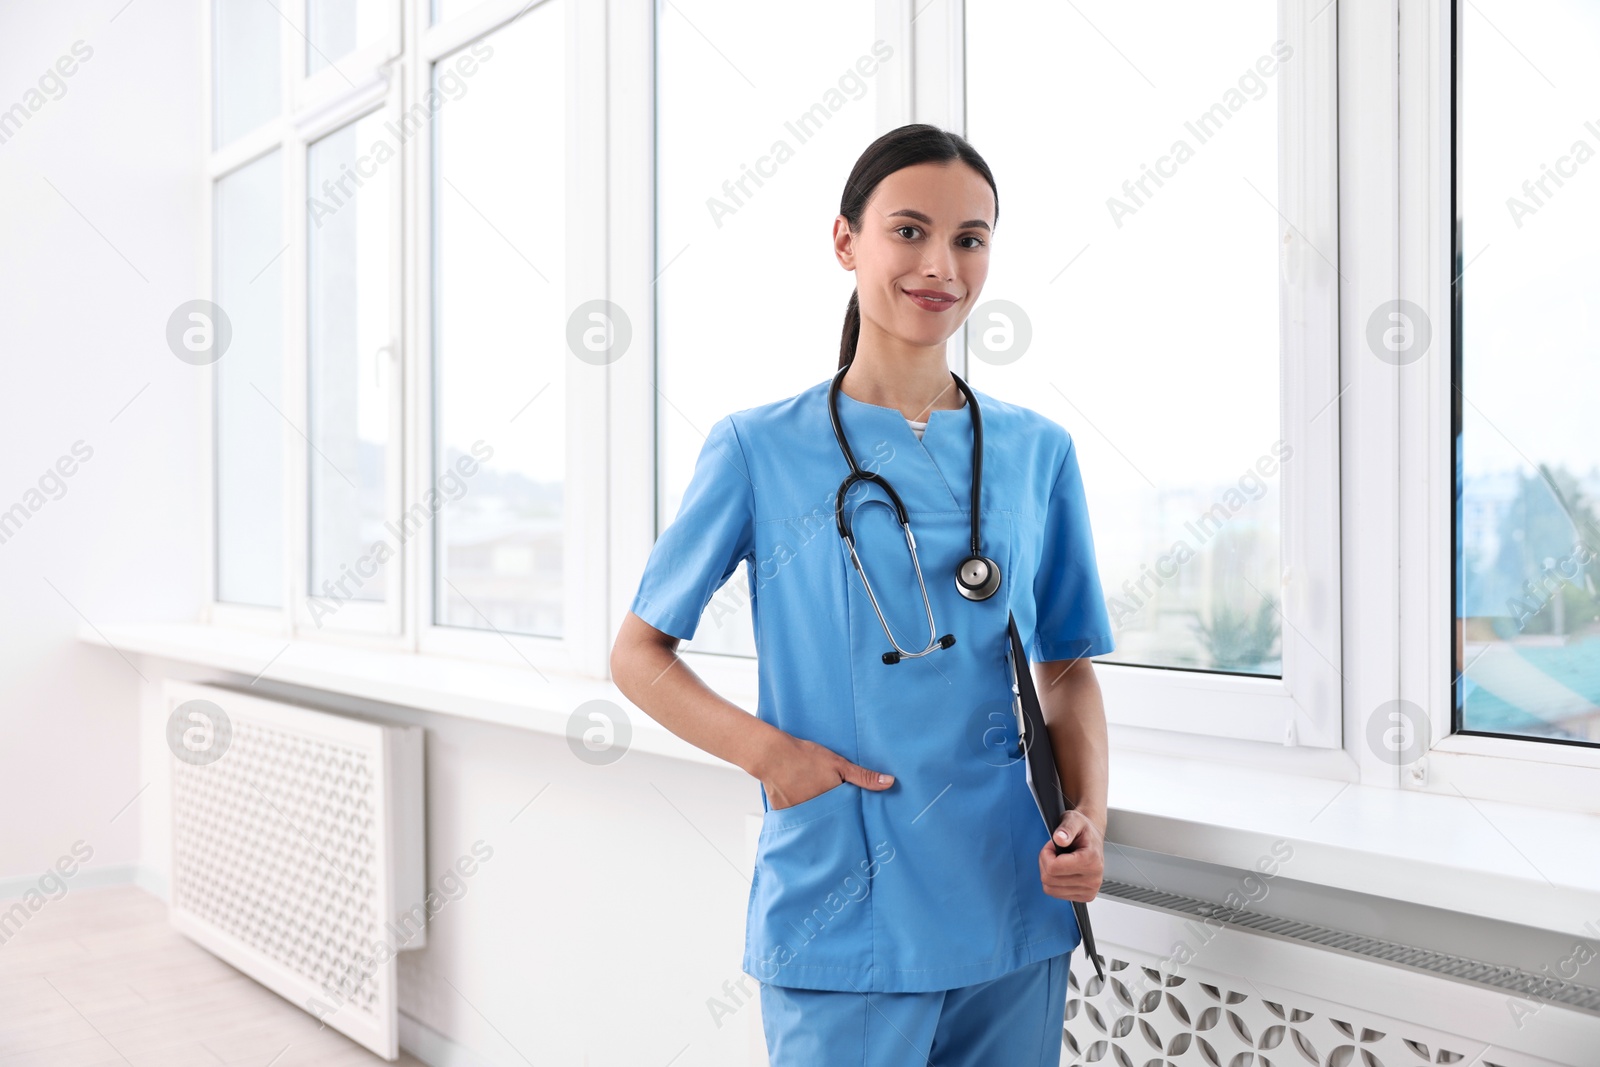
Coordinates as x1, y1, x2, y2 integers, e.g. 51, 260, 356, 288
836, 124, 1000, 370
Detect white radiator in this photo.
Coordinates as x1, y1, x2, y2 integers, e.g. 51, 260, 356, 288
164, 680, 426, 1061
1065, 885, 1599, 1067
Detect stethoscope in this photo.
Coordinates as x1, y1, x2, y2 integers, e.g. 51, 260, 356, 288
828, 363, 1001, 665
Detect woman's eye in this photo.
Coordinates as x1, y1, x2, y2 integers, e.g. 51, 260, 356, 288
894, 225, 983, 247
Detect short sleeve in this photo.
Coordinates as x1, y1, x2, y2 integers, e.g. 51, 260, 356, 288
1032, 436, 1115, 661
628, 415, 756, 641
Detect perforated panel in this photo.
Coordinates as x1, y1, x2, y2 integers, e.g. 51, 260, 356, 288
173, 720, 385, 1017
165, 681, 424, 1061
1064, 899, 1591, 1067
1064, 956, 1489, 1066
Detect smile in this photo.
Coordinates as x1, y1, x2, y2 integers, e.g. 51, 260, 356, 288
903, 289, 959, 312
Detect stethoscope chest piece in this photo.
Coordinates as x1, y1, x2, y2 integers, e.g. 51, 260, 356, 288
956, 554, 1001, 601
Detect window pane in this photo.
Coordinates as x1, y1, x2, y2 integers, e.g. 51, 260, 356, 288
656, 0, 881, 657
215, 151, 284, 606
433, 9, 565, 636
214, 0, 281, 147
967, 0, 1284, 676
431, 0, 480, 25
308, 112, 392, 606
307, 0, 388, 75
1455, 1, 1600, 744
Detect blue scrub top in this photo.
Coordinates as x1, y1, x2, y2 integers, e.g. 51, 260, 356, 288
628, 376, 1116, 993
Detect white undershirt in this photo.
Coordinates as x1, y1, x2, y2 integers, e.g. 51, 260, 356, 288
906, 395, 964, 440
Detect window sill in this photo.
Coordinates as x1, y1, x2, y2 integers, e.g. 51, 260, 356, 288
81, 621, 1600, 940
1105, 750, 1600, 940
80, 620, 748, 771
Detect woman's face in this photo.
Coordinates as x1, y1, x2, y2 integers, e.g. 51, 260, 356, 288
835, 161, 995, 351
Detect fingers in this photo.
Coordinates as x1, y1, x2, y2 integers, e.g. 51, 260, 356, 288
1051, 810, 1103, 850
1038, 841, 1099, 874
1038, 814, 1103, 902
1051, 814, 1091, 851
842, 761, 894, 789
1037, 844, 1102, 901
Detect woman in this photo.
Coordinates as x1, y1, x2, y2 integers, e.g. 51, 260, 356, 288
610, 123, 1114, 1066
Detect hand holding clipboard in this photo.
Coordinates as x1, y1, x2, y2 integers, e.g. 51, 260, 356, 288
1005, 612, 1107, 983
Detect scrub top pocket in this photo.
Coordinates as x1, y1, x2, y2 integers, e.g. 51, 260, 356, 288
746, 780, 880, 985
761, 779, 853, 831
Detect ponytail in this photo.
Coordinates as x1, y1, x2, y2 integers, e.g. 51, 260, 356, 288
838, 289, 861, 370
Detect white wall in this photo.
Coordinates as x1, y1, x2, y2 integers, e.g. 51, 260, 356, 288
0, 2, 206, 887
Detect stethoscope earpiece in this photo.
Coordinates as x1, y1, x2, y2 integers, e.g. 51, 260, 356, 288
830, 365, 996, 665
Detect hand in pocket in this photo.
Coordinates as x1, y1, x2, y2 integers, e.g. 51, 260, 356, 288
760, 731, 894, 810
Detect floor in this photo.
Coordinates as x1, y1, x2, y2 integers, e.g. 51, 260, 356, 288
0, 884, 430, 1067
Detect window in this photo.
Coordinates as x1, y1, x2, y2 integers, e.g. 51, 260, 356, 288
307, 110, 395, 608
968, 0, 1285, 675
208, 0, 568, 647
431, 8, 566, 637
307, 0, 391, 74
964, 0, 1340, 745
213, 150, 285, 607
430, 0, 477, 26
199, 0, 1597, 793
213, 0, 280, 148
206, 0, 405, 634
1453, 0, 1600, 747
654, 0, 884, 657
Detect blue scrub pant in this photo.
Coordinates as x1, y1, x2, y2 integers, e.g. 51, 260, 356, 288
757, 951, 1071, 1066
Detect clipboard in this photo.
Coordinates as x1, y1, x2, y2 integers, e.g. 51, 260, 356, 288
1005, 612, 1106, 983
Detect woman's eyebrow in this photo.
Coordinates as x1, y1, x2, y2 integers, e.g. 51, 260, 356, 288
887, 208, 992, 233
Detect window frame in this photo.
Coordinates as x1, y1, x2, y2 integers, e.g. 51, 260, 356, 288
290, 82, 407, 640
1395, 0, 1600, 806
202, 0, 407, 644
404, 0, 608, 675
203, 0, 294, 634
204, 131, 293, 633
296, 0, 404, 108
951, 1, 1344, 754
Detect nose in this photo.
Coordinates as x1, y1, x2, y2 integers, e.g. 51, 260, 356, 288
921, 246, 955, 282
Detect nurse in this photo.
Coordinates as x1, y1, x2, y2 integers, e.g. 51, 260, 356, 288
610, 123, 1115, 1066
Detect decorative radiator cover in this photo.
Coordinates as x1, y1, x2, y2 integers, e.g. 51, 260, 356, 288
1064, 891, 1598, 1067
164, 680, 426, 1061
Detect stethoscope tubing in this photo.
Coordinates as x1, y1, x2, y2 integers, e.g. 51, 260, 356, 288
843, 521, 943, 661
828, 364, 983, 556
828, 363, 998, 663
